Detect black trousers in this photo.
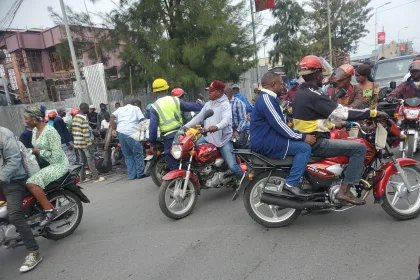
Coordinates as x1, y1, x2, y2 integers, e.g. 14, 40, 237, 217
1, 181, 38, 251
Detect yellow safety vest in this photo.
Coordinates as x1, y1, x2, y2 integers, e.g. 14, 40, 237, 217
152, 96, 183, 136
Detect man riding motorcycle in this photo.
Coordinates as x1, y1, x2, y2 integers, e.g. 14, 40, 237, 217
292, 55, 385, 205
329, 64, 363, 109
388, 60, 420, 100
149, 78, 203, 171
183, 80, 244, 179
250, 72, 316, 196
0, 127, 42, 272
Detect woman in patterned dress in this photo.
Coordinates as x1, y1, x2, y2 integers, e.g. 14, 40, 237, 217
24, 105, 69, 226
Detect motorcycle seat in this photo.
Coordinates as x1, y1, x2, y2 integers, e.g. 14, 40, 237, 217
251, 154, 322, 167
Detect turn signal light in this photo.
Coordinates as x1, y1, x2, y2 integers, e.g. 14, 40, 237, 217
394, 113, 400, 118
189, 150, 196, 157
288, 122, 293, 127
248, 172, 254, 181
156, 150, 161, 156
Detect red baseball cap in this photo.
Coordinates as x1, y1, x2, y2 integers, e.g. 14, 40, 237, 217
205, 80, 225, 93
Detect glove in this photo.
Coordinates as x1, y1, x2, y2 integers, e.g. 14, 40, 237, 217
376, 111, 389, 119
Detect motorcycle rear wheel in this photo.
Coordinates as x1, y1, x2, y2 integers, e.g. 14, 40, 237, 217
244, 171, 301, 228
43, 190, 83, 240
150, 156, 168, 187
381, 165, 420, 220
158, 178, 198, 220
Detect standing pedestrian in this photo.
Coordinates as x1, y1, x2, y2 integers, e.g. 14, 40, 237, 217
110, 100, 148, 180
87, 105, 98, 130
72, 103, 105, 183
54, 107, 75, 163
232, 84, 253, 113
96, 103, 110, 130
224, 86, 247, 148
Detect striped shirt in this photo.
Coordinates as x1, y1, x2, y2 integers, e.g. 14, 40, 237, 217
72, 114, 92, 149
230, 96, 247, 132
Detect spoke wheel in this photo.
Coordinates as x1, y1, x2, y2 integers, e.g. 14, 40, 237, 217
43, 190, 83, 240
243, 171, 301, 228
150, 156, 168, 187
381, 165, 420, 220
158, 178, 198, 220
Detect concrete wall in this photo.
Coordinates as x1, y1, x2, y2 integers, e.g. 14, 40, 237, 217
28, 80, 50, 103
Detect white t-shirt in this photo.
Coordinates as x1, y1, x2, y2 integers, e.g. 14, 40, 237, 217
101, 119, 110, 130
404, 72, 410, 82
112, 104, 144, 135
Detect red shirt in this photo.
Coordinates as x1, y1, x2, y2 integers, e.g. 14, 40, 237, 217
285, 89, 298, 101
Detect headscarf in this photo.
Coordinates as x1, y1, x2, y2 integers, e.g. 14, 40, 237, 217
24, 105, 46, 122
355, 64, 374, 82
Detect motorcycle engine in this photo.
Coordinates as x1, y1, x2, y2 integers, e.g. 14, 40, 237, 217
199, 166, 215, 181
0, 224, 18, 244
204, 170, 235, 188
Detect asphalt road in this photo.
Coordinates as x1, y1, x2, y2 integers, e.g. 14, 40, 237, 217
1, 156, 420, 280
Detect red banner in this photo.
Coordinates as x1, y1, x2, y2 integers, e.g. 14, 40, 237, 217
255, 0, 275, 12
400, 44, 406, 53
377, 32, 386, 44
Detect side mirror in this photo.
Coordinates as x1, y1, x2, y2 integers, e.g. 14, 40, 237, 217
204, 109, 214, 120
191, 112, 195, 117
390, 81, 396, 90
378, 87, 388, 102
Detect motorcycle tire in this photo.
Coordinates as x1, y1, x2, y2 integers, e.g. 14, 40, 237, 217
243, 170, 301, 228
43, 190, 84, 241
158, 178, 198, 220
406, 135, 415, 158
381, 165, 420, 220
150, 156, 168, 187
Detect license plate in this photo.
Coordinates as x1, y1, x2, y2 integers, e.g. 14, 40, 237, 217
144, 155, 153, 160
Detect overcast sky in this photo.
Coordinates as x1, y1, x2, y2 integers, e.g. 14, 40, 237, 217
1, 0, 419, 58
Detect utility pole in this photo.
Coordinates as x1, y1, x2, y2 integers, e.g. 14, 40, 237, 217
249, 0, 259, 84
59, 0, 91, 104
327, 0, 333, 66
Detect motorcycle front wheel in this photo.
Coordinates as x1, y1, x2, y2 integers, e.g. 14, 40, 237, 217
402, 135, 415, 158
158, 178, 198, 220
243, 171, 301, 228
381, 165, 420, 220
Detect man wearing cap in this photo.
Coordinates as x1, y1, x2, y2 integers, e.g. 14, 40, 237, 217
54, 107, 75, 163
87, 105, 98, 130
285, 80, 299, 101
149, 79, 203, 171
329, 64, 363, 109
97, 103, 110, 130
184, 80, 244, 178
232, 84, 253, 113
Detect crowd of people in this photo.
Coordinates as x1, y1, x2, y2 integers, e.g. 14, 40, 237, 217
0, 53, 419, 273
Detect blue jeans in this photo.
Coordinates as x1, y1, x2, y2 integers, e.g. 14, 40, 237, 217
312, 138, 366, 185
285, 141, 312, 187
118, 132, 145, 179
196, 137, 244, 178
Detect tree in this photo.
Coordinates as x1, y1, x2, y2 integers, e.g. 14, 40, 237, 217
303, 0, 373, 65
265, 0, 305, 78
102, 0, 255, 92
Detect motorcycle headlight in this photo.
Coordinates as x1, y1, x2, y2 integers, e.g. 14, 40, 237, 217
404, 109, 420, 119
171, 145, 183, 159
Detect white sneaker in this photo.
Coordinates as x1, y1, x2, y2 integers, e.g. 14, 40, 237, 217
94, 177, 106, 183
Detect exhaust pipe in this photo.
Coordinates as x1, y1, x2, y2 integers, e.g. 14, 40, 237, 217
260, 192, 332, 210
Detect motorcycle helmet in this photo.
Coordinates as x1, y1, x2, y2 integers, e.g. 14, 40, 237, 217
298, 55, 326, 76
152, 78, 169, 93
171, 88, 186, 98
330, 64, 355, 83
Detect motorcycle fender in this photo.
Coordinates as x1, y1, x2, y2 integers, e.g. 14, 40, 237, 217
66, 184, 90, 203
373, 158, 419, 202
162, 170, 201, 190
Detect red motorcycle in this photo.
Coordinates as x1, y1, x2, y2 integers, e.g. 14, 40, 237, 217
0, 165, 89, 248
158, 110, 246, 220
393, 98, 420, 158
234, 118, 420, 228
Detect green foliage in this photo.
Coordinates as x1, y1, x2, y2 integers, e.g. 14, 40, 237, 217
265, 0, 305, 78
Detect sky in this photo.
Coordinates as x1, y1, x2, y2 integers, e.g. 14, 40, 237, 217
1, 0, 419, 59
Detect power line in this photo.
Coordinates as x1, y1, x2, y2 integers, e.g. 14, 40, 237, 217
378, 0, 419, 13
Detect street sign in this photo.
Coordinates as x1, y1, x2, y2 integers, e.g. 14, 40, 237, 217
378, 32, 386, 44
400, 44, 406, 53
255, 0, 275, 12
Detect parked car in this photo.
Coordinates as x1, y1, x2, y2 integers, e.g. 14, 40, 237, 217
373, 54, 418, 89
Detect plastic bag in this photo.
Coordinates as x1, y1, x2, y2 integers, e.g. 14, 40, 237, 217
131, 119, 161, 142
17, 141, 40, 177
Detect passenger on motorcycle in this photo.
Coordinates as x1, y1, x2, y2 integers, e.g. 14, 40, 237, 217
0, 127, 42, 272
330, 64, 363, 109
389, 60, 420, 100
183, 80, 244, 178
250, 72, 316, 197
149, 79, 203, 170
293, 55, 385, 205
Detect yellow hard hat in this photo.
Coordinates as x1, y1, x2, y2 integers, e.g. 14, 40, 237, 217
152, 78, 169, 93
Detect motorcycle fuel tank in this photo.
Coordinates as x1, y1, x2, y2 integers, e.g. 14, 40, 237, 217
195, 143, 222, 165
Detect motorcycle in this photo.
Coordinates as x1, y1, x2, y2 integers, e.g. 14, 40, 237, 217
144, 140, 168, 187
0, 164, 89, 247
393, 98, 420, 158
233, 117, 420, 228
158, 110, 246, 220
